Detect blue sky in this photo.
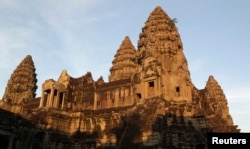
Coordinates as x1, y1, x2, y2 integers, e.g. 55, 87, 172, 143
0, 0, 250, 132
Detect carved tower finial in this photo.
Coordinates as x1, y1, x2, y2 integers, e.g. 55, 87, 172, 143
138, 6, 182, 58
58, 69, 70, 87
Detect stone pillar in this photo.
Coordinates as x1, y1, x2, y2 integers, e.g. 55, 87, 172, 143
93, 92, 97, 110
53, 90, 59, 108
144, 82, 148, 98
157, 78, 160, 97
49, 89, 54, 107
130, 85, 134, 104
122, 87, 125, 97
39, 90, 45, 108
141, 81, 145, 99
61, 92, 65, 109
45, 89, 51, 108
107, 91, 110, 108
115, 88, 119, 107
128, 86, 131, 96
119, 87, 123, 106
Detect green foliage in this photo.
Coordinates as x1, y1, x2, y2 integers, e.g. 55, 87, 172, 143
169, 18, 178, 28
172, 18, 178, 24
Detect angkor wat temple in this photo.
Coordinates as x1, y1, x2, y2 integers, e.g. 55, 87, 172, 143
0, 6, 239, 149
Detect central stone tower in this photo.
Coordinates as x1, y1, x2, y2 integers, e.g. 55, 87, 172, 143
133, 6, 192, 102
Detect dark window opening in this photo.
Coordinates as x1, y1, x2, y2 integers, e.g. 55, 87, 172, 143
97, 101, 100, 105
43, 89, 51, 106
45, 89, 51, 94
59, 92, 63, 108
54, 90, 58, 96
149, 81, 154, 87
136, 93, 141, 99
176, 86, 180, 97
148, 81, 154, 96
176, 86, 180, 92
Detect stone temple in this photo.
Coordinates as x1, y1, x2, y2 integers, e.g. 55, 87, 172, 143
0, 6, 239, 149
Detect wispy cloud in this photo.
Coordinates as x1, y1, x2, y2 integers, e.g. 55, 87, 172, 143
225, 87, 250, 103
0, 0, 115, 96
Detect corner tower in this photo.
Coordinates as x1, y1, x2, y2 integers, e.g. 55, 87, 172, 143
109, 36, 137, 82
136, 6, 193, 102
2, 55, 37, 104
202, 75, 238, 132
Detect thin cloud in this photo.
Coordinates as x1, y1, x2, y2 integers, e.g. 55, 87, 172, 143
0, 0, 106, 97
188, 58, 203, 72
106, 12, 120, 17
225, 87, 250, 103
84, 17, 100, 23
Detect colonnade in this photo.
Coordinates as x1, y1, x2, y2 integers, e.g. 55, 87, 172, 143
39, 80, 66, 109
95, 85, 134, 109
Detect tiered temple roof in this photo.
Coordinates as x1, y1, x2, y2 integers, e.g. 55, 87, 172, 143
138, 6, 183, 58
2, 55, 37, 104
109, 36, 137, 82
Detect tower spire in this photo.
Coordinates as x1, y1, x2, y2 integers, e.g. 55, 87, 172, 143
203, 75, 237, 131
109, 36, 137, 82
138, 6, 182, 58
2, 55, 37, 104
136, 6, 193, 101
